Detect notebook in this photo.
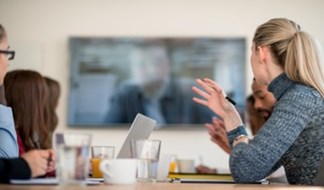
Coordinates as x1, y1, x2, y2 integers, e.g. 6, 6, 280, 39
168, 173, 268, 184
169, 178, 269, 184
10, 178, 100, 185
116, 113, 156, 158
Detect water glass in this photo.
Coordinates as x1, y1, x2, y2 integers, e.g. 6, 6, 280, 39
55, 133, 92, 186
130, 139, 161, 183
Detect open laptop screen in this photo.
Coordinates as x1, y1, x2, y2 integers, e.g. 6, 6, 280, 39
116, 113, 156, 158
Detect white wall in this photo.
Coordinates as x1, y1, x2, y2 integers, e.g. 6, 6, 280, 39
1, 0, 324, 171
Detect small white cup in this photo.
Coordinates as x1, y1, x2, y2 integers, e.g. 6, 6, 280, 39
157, 154, 172, 182
100, 159, 137, 185
176, 159, 195, 173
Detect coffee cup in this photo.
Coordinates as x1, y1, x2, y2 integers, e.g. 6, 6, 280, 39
100, 159, 137, 184
176, 159, 196, 173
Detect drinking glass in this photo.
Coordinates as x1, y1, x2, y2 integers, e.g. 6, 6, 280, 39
55, 133, 92, 186
91, 146, 115, 178
130, 139, 161, 183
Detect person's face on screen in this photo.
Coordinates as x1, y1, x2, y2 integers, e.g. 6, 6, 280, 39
130, 46, 170, 98
252, 80, 276, 120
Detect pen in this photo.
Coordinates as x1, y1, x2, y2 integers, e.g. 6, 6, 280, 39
225, 97, 236, 105
33, 134, 52, 166
207, 85, 236, 106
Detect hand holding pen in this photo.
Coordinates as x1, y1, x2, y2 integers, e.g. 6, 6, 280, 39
20, 149, 56, 178
192, 78, 243, 131
33, 134, 56, 173
46, 149, 56, 173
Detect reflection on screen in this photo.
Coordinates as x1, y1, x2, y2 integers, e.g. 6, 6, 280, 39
68, 37, 246, 127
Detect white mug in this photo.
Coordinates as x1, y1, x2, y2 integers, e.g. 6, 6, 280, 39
176, 159, 196, 173
100, 159, 137, 185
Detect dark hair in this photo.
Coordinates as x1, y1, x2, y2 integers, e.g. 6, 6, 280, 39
246, 94, 255, 105
4, 70, 51, 151
44, 76, 61, 132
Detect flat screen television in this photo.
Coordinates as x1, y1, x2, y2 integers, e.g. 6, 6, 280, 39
67, 37, 246, 128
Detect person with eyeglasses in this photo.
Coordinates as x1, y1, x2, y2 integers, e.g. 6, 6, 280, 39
0, 24, 55, 183
0, 50, 14, 61
0, 24, 18, 158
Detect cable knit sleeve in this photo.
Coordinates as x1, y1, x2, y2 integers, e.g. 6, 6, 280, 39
228, 88, 313, 183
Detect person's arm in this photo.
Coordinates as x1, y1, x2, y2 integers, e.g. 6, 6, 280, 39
20, 149, 54, 178
0, 84, 18, 158
0, 157, 31, 183
0, 149, 54, 183
228, 93, 313, 183
196, 165, 217, 174
205, 117, 231, 154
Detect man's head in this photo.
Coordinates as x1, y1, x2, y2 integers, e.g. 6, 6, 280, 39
246, 95, 265, 135
130, 45, 170, 98
251, 78, 276, 120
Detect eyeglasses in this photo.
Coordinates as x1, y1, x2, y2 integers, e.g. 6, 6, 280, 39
0, 50, 15, 60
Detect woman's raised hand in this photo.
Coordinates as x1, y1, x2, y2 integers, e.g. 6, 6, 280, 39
192, 78, 243, 131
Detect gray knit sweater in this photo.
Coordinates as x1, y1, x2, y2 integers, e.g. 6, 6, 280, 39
227, 74, 324, 184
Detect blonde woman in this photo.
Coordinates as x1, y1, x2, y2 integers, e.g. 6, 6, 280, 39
192, 18, 324, 184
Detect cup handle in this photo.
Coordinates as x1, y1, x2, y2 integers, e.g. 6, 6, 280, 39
99, 160, 113, 177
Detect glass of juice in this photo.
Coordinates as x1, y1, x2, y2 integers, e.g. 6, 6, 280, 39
91, 146, 115, 178
169, 155, 178, 173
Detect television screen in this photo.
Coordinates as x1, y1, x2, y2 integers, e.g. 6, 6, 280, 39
67, 37, 246, 127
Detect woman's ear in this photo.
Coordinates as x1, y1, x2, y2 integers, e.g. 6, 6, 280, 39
258, 46, 274, 64
257, 46, 266, 62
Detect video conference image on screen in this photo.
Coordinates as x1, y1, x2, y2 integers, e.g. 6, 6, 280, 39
68, 37, 246, 128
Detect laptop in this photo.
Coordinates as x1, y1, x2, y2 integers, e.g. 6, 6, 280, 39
116, 113, 156, 158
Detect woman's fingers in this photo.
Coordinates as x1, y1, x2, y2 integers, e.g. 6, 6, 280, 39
204, 78, 223, 94
204, 123, 213, 131
212, 118, 226, 130
192, 86, 210, 100
196, 78, 215, 94
192, 96, 208, 106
